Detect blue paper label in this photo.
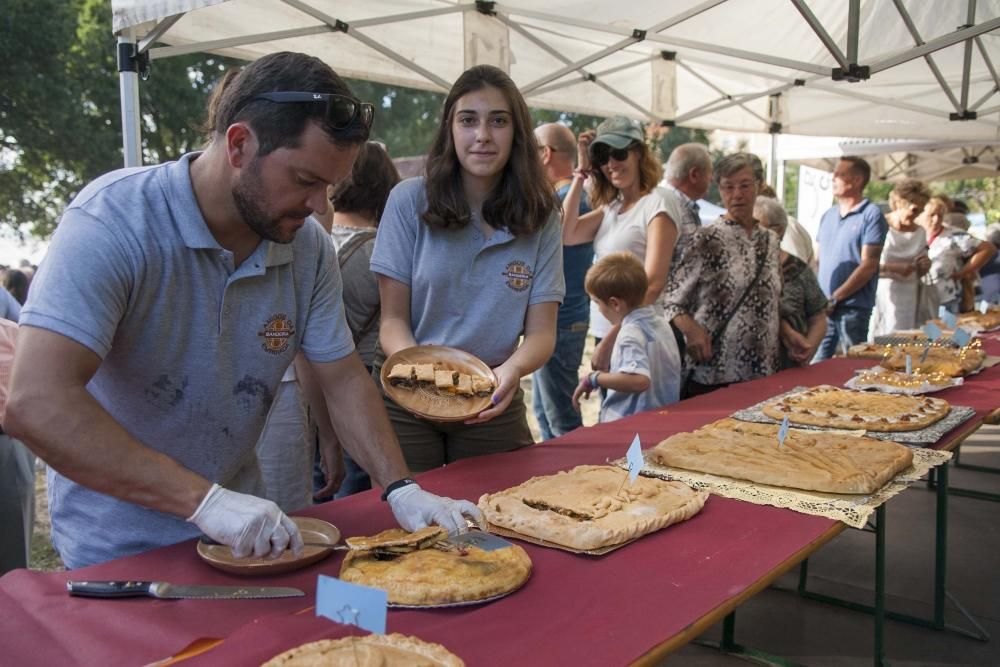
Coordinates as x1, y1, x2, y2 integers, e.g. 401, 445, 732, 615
778, 416, 789, 448
316, 575, 387, 634
905, 354, 912, 375
952, 328, 972, 347
923, 322, 943, 341
626, 434, 643, 483
981, 300, 991, 314
940, 308, 958, 329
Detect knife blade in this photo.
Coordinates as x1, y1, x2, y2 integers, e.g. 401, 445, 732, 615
66, 580, 304, 600
445, 530, 513, 552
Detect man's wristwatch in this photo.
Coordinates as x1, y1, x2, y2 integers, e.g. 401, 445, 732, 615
381, 478, 417, 501
828, 297, 839, 310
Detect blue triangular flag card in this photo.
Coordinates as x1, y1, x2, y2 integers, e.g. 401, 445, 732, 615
777, 415, 789, 448
625, 434, 643, 483
923, 321, 943, 341
952, 328, 972, 347
939, 307, 957, 329
316, 575, 387, 634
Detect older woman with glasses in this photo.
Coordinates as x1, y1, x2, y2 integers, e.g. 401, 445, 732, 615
662, 153, 782, 396
561, 116, 681, 374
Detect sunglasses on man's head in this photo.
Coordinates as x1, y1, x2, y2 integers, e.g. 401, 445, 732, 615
590, 143, 636, 166
251, 92, 375, 130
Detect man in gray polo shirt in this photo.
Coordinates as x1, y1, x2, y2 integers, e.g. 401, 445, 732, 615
5, 52, 479, 569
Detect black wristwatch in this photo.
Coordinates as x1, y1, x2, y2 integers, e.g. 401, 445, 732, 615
381, 477, 417, 501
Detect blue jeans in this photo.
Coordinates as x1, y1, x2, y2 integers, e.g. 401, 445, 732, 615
531, 323, 588, 440
334, 450, 372, 499
814, 306, 872, 362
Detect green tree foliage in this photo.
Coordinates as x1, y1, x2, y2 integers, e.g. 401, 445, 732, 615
0, 0, 237, 237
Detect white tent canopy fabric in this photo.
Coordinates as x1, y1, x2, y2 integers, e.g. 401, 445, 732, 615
777, 135, 1000, 183
111, 0, 1000, 162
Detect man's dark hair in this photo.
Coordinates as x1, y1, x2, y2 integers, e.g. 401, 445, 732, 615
204, 51, 369, 155
329, 143, 401, 223
841, 156, 872, 189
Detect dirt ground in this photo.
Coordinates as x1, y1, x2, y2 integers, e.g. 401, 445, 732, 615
28, 338, 602, 573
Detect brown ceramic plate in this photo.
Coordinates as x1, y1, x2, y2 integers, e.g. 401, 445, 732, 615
381, 345, 497, 422
196, 517, 340, 576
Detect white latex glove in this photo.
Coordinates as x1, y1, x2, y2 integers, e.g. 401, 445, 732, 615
387, 483, 484, 536
187, 483, 304, 559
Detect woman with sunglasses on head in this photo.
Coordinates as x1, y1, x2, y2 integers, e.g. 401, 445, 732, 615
370, 65, 563, 472
561, 117, 680, 375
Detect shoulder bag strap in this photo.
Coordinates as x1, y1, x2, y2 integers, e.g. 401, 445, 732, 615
336, 229, 377, 269
335, 229, 380, 344
709, 231, 770, 344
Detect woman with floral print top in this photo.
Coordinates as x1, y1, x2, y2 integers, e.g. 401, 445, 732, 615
918, 196, 997, 314
662, 153, 781, 396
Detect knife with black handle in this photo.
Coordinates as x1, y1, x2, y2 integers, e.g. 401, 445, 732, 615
66, 580, 304, 599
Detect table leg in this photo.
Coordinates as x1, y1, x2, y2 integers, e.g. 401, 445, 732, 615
934, 462, 947, 629
790, 461, 989, 643
695, 610, 808, 667
875, 504, 886, 667
927, 440, 1000, 503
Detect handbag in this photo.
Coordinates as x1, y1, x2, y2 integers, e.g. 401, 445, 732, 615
681, 231, 770, 394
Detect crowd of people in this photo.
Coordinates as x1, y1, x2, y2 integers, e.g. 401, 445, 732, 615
2, 50, 999, 573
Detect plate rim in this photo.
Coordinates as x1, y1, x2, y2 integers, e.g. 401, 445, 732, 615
380, 344, 498, 422
195, 516, 341, 576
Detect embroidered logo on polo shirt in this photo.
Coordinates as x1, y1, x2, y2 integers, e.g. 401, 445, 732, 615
502, 260, 533, 292
258, 314, 295, 355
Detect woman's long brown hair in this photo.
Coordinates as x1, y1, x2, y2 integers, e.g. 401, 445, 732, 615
587, 140, 664, 210
422, 65, 556, 237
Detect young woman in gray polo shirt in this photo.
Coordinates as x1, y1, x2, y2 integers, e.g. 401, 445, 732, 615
371, 65, 565, 472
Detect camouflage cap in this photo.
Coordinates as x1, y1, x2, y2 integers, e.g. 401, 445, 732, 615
591, 116, 644, 149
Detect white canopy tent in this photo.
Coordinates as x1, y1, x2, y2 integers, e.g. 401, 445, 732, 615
777, 135, 1000, 183
111, 0, 1000, 168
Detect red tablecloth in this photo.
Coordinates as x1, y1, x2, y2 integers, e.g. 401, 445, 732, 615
2, 338, 998, 666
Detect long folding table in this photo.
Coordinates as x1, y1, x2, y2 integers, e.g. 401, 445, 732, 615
1, 341, 998, 666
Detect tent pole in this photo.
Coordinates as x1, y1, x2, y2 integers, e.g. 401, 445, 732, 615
768, 133, 778, 188
117, 31, 142, 168
847, 0, 860, 64
960, 0, 978, 112
776, 159, 786, 203
891, 0, 963, 113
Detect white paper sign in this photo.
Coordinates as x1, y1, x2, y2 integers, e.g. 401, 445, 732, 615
625, 434, 643, 483
777, 416, 790, 448
796, 165, 833, 241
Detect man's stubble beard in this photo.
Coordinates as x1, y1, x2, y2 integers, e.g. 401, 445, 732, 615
232, 156, 295, 244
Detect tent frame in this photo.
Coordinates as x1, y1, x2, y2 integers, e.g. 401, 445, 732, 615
116, 0, 1000, 167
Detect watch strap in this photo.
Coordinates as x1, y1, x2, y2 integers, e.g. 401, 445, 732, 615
381, 477, 417, 501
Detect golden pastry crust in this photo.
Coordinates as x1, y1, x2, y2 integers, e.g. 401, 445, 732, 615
880, 346, 985, 377
650, 418, 914, 494
261, 633, 465, 667
851, 368, 955, 391
761, 385, 949, 432
344, 526, 447, 552
339, 542, 531, 606
478, 465, 707, 551
958, 310, 1000, 330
